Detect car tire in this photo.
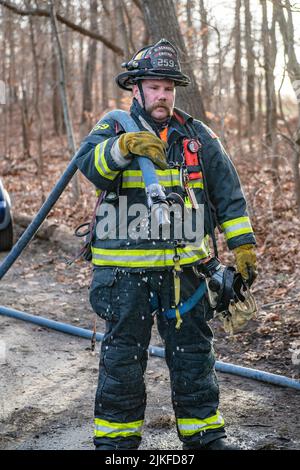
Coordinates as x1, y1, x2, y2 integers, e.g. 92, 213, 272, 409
0, 219, 13, 251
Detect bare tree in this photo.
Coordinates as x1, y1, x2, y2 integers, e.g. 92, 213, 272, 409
19, 85, 31, 161
261, 0, 278, 183
199, 0, 211, 109
112, 0, 123, 108
141, 0, 207, 122
186, 0, 195, 58
244, 0, 255, 148
273, 0, 300, 211
51, 27, 65, 136
233, 0, 243, 140
49, 0, 80, 201
0, 0, 124, 56
29, 16, 43, 171
115, 0, 131, 60
101, 40, 109, 111
80, 0, 98, 137
1, 7, 9, 159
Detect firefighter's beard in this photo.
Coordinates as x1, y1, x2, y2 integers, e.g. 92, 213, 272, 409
146, 102, 173, 123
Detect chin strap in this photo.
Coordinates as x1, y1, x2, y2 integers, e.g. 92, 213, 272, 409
137, 81, 146, 109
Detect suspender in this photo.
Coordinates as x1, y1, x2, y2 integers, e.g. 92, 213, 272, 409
185, 121, 219, 259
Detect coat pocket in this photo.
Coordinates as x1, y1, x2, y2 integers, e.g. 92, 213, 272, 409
89, 268, 119, 321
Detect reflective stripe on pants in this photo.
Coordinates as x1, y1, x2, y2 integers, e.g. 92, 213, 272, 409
94, 418, 143, 439
177, 411, 225, 437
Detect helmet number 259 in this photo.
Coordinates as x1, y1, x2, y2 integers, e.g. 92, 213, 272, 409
157, 58, 175, 68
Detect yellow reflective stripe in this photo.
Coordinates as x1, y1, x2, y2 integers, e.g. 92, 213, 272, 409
93, 245, 205, 257
92, 259, 200, 268
123, 169, 179, 177
94, 418, 143, 438
91, 239, 210, 268
221, 216, 250, 229
100, 146, 118, 179
94, 430, 141, 438
122, 181, 204, 189
94, 140, 119, 181
91, 255, 206, 268
190, 181, 203, 189
123, 181, 145, 188
177, 411, 225, 437
122, 169, 203, 189
221, 216, 253, 240
224, 227, 253, 239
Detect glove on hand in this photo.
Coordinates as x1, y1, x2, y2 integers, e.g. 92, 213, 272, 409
118, 131, 168, 170
233, 244, 257, 286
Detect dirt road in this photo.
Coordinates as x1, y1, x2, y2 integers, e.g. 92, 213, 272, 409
0, 231, 299, 450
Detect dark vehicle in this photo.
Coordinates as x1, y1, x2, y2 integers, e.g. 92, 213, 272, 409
0, 178, 13, 251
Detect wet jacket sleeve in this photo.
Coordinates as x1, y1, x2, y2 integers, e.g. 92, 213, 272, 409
75, 118, 128, 191
195, 122, 256, 250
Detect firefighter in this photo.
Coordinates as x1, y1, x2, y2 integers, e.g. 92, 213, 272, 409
75, 39, 257, 450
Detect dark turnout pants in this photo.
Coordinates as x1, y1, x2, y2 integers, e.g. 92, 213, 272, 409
89, 267, 226, 450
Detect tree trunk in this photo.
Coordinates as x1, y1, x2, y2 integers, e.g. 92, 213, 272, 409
199, 0, 210, 109
261, 0, 278, 184
257, 73, 263, 141
49, 0, 80, 202
52, 34, 65, 136
244, 0, 255, 150
19, 86, 31, 160
122, 1, 136, 55
81, 0, 98, 136
2, 7, 10, 159
29, 15, 46, 202
101, 14, 109, 111
273, 0, 300, 212
115, 0, 130, 59
7, 8, 17, 147
186, 0, 195, 58
141, 0, 207, 122
233, 0, 243, 140
112, 0, 122, 108
79, 2, 85, 89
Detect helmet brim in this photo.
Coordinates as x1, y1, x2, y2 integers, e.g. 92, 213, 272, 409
115, 70, 191, 91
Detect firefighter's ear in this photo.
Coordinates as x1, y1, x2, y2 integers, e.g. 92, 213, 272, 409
132, 84, 139, 100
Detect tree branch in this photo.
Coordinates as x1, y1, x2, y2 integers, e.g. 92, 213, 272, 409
0, 0, 124, 56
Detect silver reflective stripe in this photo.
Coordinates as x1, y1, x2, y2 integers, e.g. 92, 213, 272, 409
95, 424, 142, 435
122, 170, 203, 189
110, 139, 131, 168
91, 245, 209, 267
122, 170, 179, 188
122, 175, 145, 183
221, 216, 253, 240
224, 221, 251, 233
178, 416, 224, 432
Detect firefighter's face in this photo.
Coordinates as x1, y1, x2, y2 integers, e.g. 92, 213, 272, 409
133, 79, 175, 122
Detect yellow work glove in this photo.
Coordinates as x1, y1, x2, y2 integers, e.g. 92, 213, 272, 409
118, 131, 168, 170
233, 244, 257, 286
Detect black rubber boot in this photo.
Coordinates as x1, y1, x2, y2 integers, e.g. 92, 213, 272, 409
183, 437, 240, 451
201, 438, 240, 450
